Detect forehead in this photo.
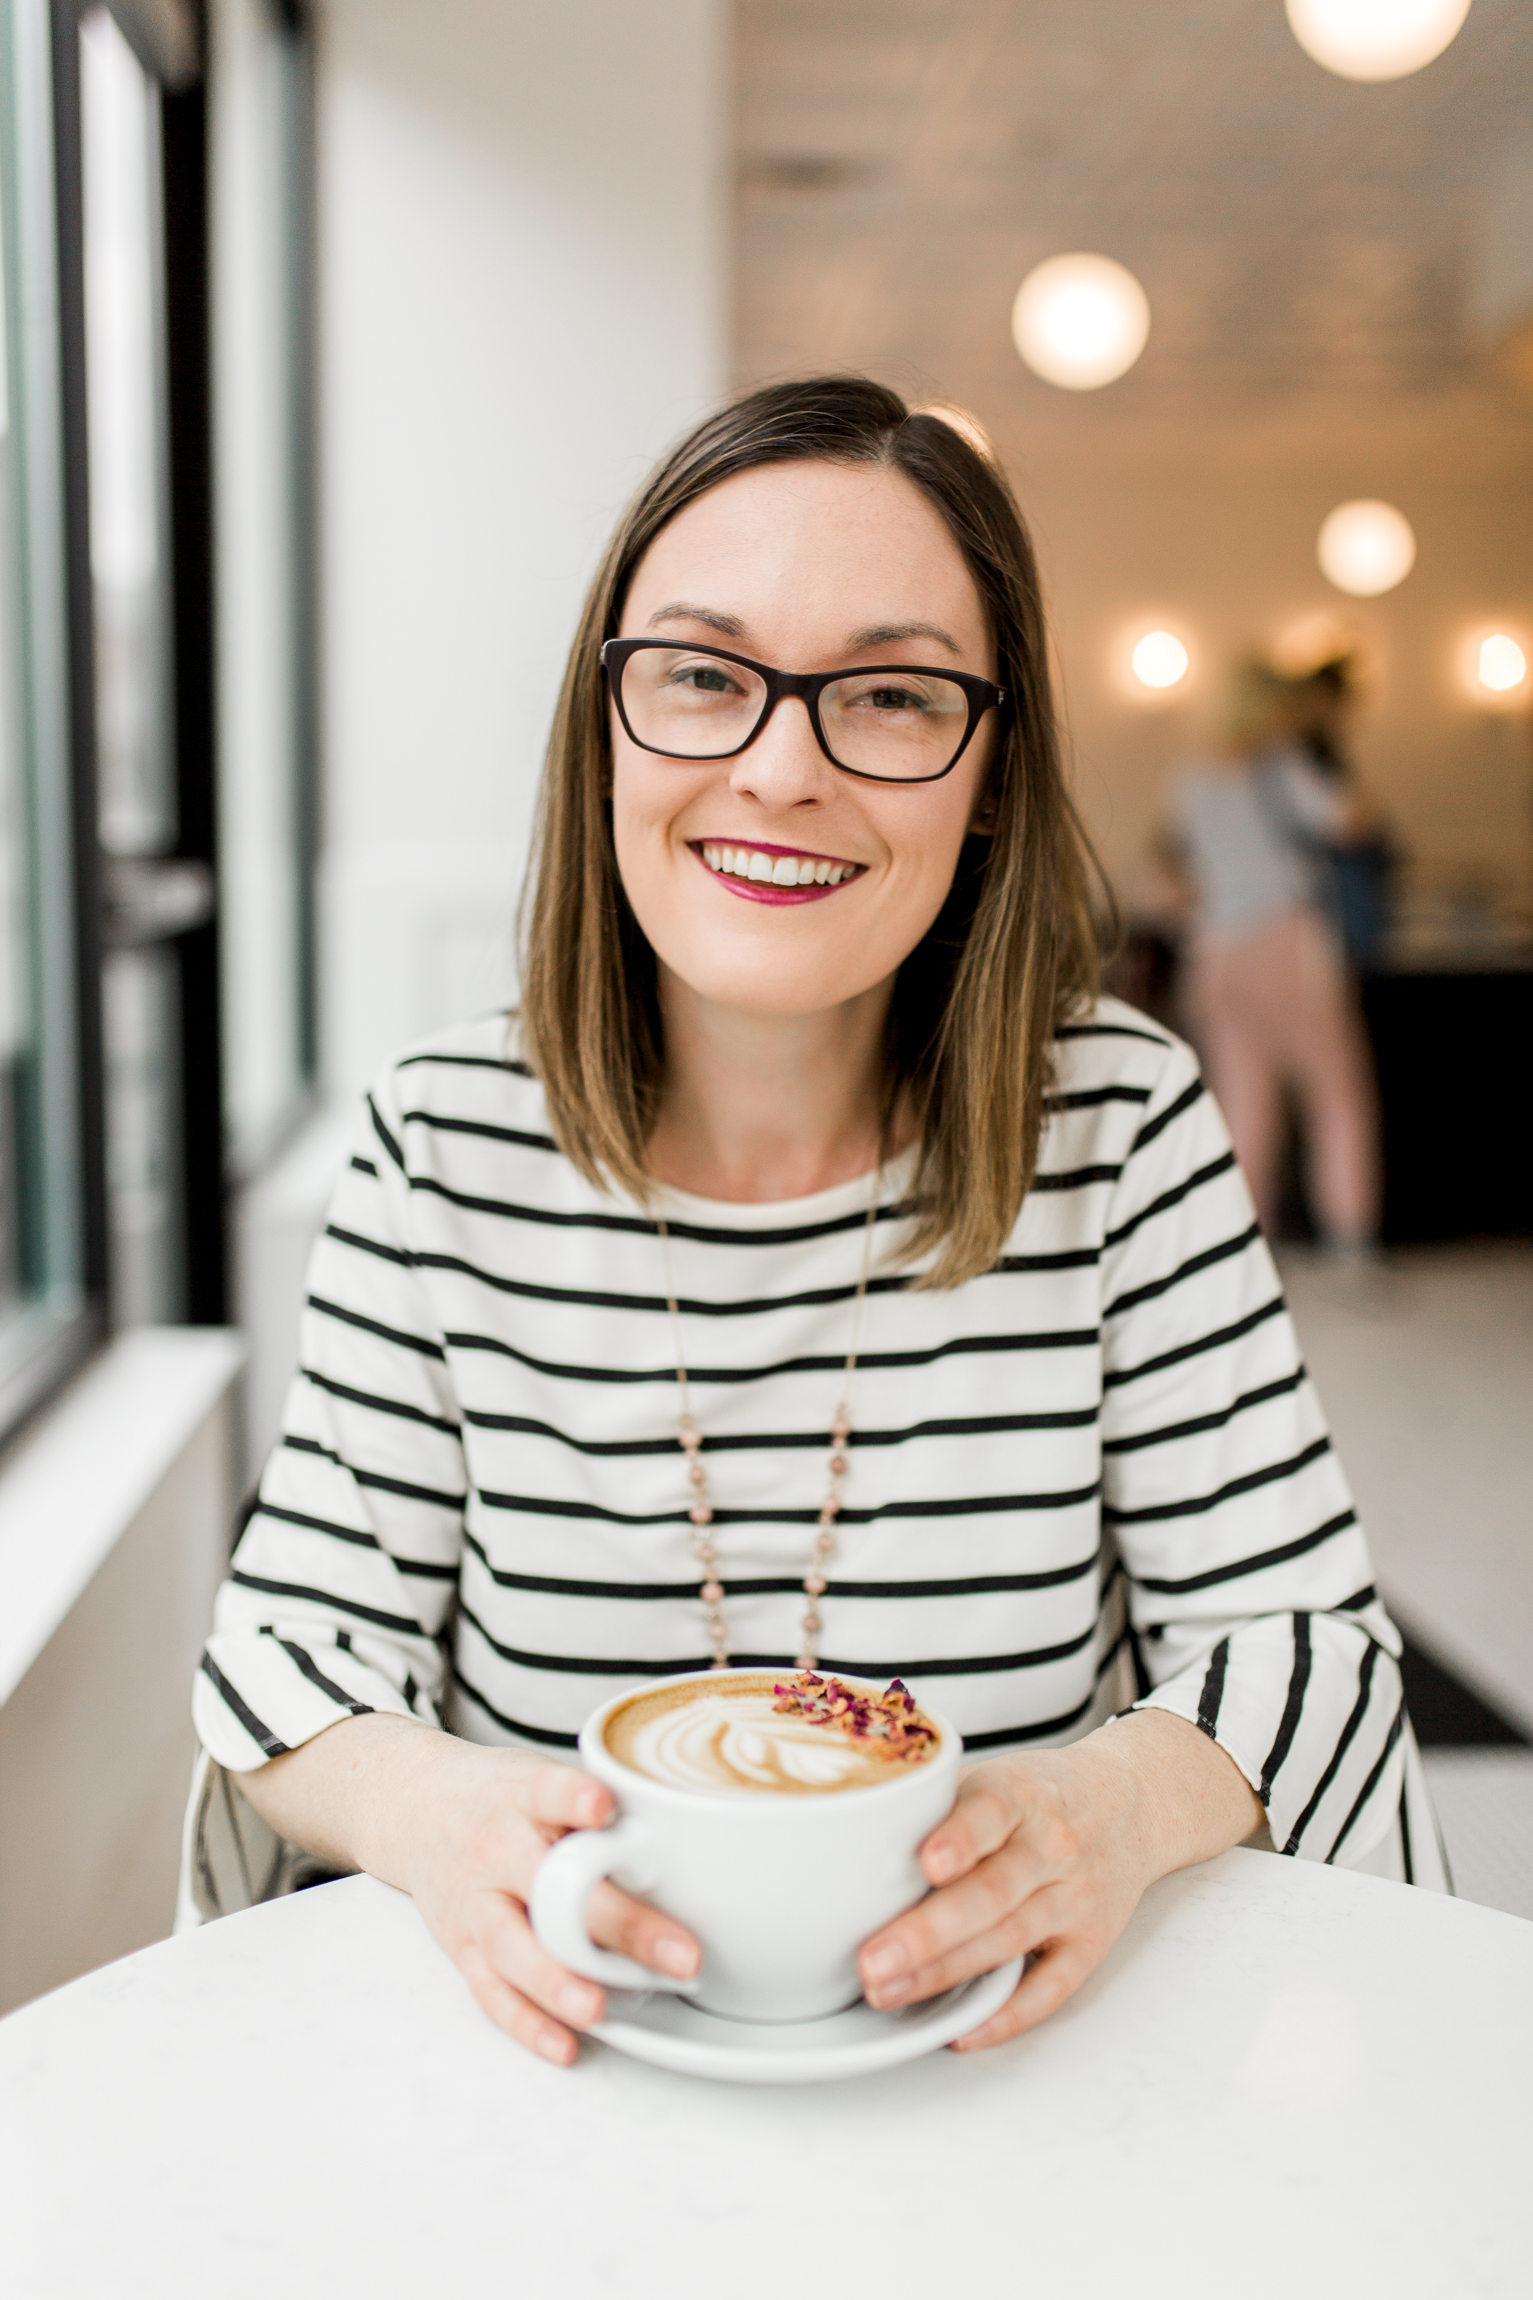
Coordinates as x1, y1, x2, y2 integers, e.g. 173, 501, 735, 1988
621, 460, 990, 658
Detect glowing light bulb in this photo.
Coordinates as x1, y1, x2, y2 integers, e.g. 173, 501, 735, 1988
1477, 634, 1527, 693
1317, 500, 1416, 597
1011, 254, 1150, 391
1285, 0, 1471, 81
1131, 632, 1190, 690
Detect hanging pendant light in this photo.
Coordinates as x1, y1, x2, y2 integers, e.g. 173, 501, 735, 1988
1317, 500, 1416, 596
1011, 254, 1150, 391
1285, 0, 1471, 82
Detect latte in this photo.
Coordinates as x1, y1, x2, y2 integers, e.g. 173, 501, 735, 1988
603, 1670, 941, 1796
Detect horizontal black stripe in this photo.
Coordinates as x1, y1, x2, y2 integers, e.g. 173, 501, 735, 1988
1028, 1162, 1123, 1193
1336, 1583, 1377, 1611
1103, 1151, 1237, 1251
954, 1627, 1132, 1745
395, 1045, 526, 1075
368, 1093, 405, 1172
410, 1170, 917, 1247
459, 1403, 1101, 1455
1044, 1084, 1152, 1112
474, 1478, 1101, 1529
261, 1626, 375, 1718
461, 1526, 1102, 1604
283, 1437, 468, 1513
1055, 1020, 1170, 1048
308, 1293, 448, 1361
1129, 1076, 1204, 1156
1104, 1294, 1285, 1388
230, 1566, 426, 1637
327, 1222, 410, 1269
445, 1321, 1098, 1390
199, 1651, 290, 1758
301, 1365, 461, 1436
417, 1248, 917, 1321
1134, 1506, 1356, 1597
458, 1592, 1101, 1683
349, 1155, 378, 1178
450, 1663, 580, 1746
1105, 1435, 1331, 1527
402, 1109, 559, 1155
1102, 1367, 1305, 1457
1103, 1222, 1261, 1321
254, 1498, 381, 1550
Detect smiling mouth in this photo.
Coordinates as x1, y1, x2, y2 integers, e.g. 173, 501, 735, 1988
693, 840, 865, 892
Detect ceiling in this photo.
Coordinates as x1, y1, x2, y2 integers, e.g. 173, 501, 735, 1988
734, 0, 1533, 477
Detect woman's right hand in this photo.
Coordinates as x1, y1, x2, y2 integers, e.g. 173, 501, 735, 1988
236, 1714, 701, 2066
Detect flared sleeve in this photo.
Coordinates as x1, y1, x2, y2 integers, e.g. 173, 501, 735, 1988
1098, 1038, 1407, 1868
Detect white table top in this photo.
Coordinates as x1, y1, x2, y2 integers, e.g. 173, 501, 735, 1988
3, 1850, 1530, 2299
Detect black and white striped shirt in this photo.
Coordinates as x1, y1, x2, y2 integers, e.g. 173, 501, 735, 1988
195, 999, 1442, 1883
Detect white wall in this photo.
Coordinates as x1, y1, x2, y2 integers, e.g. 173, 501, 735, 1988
316, 0, 729, 1104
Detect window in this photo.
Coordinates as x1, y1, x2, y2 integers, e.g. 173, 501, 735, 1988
0, 0, 106, 1441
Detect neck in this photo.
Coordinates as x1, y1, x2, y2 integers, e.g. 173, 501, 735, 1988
646, 969, 899, 1203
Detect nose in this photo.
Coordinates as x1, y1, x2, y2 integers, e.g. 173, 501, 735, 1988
727, 693, 836, 811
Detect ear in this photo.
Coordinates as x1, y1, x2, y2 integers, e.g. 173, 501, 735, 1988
967, 785, 998, 837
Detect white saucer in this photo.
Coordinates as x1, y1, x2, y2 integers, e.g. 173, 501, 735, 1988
590, 1957, 1024, 2085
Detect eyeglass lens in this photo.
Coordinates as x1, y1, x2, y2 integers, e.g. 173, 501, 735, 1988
618, 647, 971, 778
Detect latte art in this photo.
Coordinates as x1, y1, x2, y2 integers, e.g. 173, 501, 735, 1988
605, 1672, 940, 1795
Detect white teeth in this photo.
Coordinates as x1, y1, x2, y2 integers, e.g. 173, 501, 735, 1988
700, 843, 858, 886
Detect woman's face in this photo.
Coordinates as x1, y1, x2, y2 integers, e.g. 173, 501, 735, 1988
610, 460, 999, 1024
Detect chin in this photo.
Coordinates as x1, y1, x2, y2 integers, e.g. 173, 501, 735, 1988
664, 938, 882, 1018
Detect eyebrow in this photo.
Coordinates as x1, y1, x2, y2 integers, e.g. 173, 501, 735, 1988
644, 606, 964, 659
645, 603, 748, 637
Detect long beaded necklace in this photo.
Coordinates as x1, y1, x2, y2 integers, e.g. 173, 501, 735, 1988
656, 1172, 883, 1672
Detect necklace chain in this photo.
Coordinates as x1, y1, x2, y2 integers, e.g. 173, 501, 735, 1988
656, 1174, 882, 1673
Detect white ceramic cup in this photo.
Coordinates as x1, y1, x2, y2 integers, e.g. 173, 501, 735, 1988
530, 1668, 962, 2024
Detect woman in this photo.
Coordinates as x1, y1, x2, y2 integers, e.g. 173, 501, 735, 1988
1168, 661, 1382, 1257
194, 380, 1439, 2071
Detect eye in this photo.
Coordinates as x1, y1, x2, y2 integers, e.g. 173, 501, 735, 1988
664, 658, 744, 697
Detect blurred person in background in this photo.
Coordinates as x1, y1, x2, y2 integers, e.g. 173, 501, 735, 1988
1286, 656, 1398, 973
1164, 659, 1381, 1264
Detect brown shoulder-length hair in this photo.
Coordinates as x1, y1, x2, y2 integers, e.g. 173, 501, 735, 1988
520, 375, 1100, 1287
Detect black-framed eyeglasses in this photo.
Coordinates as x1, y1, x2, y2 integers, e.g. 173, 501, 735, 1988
601, 637, 1008, 784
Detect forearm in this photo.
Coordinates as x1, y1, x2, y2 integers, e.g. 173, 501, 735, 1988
234, 1712, 454, 1890
1085, 1707, 1264, 1885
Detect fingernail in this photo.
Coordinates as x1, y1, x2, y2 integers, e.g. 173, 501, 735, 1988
577, 1791, 607, 1825
535, 2029, 573, 2065
652, 1936, 699, 1979
870, 1975, 914, 2008
862, 1943, 905, 1985
556, 1981, 599, 2023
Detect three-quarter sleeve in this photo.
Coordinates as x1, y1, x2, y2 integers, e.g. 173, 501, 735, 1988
194, 1068, 468, 1772
1098, 1039, 1405, 1868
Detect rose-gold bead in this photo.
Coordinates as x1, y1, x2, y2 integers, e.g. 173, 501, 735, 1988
816, 1529, 835, 1553
802, 1611, 820, 1635
709, 1656, 729, 1671
805, 1572, 827, 1596
795, 1654, 814, 1671
701, 1580, 724, 1603
689, 1461, 706, 1484
820, 1495, 841, 1518
829, 1454, 847, 1476
688, 1504, 713, 1525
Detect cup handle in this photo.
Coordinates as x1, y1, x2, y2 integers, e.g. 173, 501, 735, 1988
529, 1816, 694, 1994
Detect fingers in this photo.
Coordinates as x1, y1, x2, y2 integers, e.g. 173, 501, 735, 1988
919, 1768, 1030, 1887
516, 1758, 614, 1834
861, 1835, 1047, 2003
949, 1938, 1093, 2052
457, 1938, 581, 2067
587, 1879, 701, 1982
862, 1874, 1060, 2010
476, 1892, 608, 2041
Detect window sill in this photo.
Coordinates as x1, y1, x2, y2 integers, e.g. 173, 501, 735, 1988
0, 1328, 245, 1707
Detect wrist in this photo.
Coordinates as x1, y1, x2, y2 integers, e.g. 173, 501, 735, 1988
1083, 1707, 1263, 1885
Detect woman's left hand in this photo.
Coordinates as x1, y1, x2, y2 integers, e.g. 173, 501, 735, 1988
856, 1707, 1262, 2049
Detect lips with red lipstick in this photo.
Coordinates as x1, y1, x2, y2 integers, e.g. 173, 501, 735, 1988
690, 839, 867, 906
